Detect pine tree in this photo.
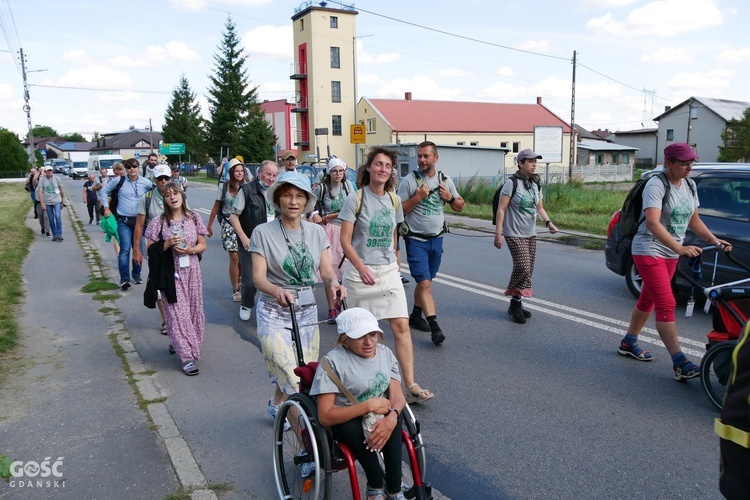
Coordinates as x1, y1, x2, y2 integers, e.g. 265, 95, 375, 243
206, 15, 275, 164
719, 107, 750, 162
163, 74, 208, 165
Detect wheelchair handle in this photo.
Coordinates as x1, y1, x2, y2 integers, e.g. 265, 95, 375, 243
288, 304, 306, 368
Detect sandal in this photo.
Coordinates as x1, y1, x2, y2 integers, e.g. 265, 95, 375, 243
405, 383, 435, 404
161, 323, 168, 335
366, 485, 386, 500
674, 360, 700, 381
182, 360, 199, 376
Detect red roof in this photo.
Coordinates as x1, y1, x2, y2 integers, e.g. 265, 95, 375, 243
366, 98, 571, 134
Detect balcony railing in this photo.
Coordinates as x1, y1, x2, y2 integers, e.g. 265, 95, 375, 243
292, 93, 308, 113
294, 129, 310, 146
290, 62, 307, 79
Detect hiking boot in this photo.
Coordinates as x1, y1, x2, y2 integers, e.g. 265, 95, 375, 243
520, 304, 532, 318
431, 326, 445, 345
508, 300, 527, 324
409, 312, 431, 332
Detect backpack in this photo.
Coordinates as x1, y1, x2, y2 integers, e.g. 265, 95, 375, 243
618, 171, 695, 238
405, 170, 450, 236
491, 175, 541, 226
338, 188, 400, 268
316, 180, 352, 215
108, 176, 127, 216
716, 320, 750, 498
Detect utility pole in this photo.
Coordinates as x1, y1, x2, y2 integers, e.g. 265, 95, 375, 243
149, 118, 154, 153
20, 47, 35, 166
686, 97, 693, 146
568, 50, 577, 183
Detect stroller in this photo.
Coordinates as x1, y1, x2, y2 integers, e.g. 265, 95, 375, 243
676, 246, 750, 410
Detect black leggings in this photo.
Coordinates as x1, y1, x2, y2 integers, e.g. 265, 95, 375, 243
332, 415, 403, 494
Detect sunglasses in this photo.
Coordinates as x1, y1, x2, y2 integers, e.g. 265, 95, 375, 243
126, 165, 139, 169
156, 176, 170, 181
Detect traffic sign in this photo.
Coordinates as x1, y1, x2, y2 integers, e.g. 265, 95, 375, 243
350, 124, 365, 144
159, 143, 186, 155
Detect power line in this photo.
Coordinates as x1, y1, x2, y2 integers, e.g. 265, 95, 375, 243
30, 83, 171, 95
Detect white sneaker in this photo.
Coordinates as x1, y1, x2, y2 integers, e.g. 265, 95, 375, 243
267, 400, 291, 431
239, 305, 252, 321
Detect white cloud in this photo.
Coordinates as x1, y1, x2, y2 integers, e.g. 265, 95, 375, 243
717, 47, 750, 63
376, 75, 462, 100
256, 80, 295, 101
62, 49, 94, 65
496, 66, 514, 77
641, 47, 694, 64
100, 91, 144, 103
108, 41, 200, 68
587, 0, 723, 38
516, 40, 551, 53
357, 74, 382, 87
169, 0, 272, 11
53, 66, 135, 89
439, 68, 474, 79
243, 25, 293, 61
0, 83, 23, 112
667, 68, 736, 91
358, 44, 400, 65
580, 0, 641, 6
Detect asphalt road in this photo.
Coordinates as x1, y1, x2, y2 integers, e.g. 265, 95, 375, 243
34, 177, 726, 499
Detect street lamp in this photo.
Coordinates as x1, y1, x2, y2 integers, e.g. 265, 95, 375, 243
353, 34, 373, 168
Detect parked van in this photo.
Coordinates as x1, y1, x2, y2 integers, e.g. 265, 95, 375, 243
87, 154, 124, 177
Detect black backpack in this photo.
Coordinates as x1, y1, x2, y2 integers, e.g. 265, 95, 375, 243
107, 176, 127, 216
492, 176, 541, 226
618, 171, 696, 238
717, 321, 750, 498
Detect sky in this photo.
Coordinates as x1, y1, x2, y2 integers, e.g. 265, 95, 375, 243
1, 0, 748, 143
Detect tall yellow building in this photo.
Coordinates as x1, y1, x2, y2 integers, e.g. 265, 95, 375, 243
290, 2, 358, 167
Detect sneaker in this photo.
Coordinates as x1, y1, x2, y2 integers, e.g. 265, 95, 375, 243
51, 235, 59, 242
57, 236, 63, 241
88, 219, 93, 225
409, 313, 431, 332
508, 300, 527, 324
133, 277, 143, 285
266, 400, 291, 431
239, 305, 252, 321
326, 308, 338, 324
120, 281, 131, 291
168, 344, 175, 355
674, 360, 700, 381
617, 341, 653, 361
431, 325, 445, 345
387, 492, 407, 500
298, 450, 315, 478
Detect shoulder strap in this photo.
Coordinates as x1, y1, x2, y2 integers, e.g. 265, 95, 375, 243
388, 191, 399, 211
510, 176, 519, 200
144, 190, 153, 221
412, 170, 424, 188
321, 358, 359, 405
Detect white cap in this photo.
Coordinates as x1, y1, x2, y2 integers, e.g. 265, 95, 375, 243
153, 165, 171, 178
336, 308, 383, 339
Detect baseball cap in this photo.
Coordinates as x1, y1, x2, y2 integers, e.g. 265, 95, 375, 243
266, 171, 317, 214
517, 149, 542, 163
664, 143, 698, 161
153, 165, 171, 178
336, 308, 383, 339
281, 150, 296, 160
44, 166, 53, 171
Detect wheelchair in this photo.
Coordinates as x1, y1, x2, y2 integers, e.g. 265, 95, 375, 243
271, 305, 431, 499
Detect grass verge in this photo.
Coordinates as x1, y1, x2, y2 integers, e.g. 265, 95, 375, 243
0, 184, 33, 353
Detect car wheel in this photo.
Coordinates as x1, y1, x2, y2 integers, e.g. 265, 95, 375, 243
625, 258, 642, 298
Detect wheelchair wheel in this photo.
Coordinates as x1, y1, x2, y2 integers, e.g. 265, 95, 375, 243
700, 341, 737, 411
378, 404, 429, 499
273, 394, 332, 499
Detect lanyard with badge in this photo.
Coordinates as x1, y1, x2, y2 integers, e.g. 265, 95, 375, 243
279, 220, 315, 306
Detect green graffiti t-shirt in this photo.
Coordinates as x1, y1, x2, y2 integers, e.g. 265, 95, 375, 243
339, 187, 404, 266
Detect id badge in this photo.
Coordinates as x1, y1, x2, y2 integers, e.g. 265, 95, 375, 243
703, 299, 712, 314
685, 299, 695, 318
178, 255, 190, 268
296, 286, 315, 306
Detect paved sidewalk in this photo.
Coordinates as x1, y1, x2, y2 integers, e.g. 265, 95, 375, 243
0, 205, 179, 498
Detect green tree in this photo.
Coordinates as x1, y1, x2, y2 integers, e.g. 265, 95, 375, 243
163, 74, 208, 165
0, 129, 31, 173
91, 131, 101, 141
719, 107, 750, 162
27, 124, 58, 140
60, 132, 86, 142
206, 16, 275, 163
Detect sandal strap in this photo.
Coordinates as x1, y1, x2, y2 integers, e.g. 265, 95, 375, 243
366, 485, 385, 500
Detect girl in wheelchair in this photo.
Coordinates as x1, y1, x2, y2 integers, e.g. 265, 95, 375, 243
310, 307, 407, 500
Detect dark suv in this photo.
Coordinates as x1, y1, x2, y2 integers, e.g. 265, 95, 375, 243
605, 164, 750, 297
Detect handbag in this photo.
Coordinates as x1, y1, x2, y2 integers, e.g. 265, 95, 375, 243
321, 359, 384, 439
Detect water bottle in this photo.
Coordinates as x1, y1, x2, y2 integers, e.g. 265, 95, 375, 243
171, 220, 186, 249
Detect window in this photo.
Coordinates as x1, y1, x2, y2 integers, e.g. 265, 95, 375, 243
500, 142, 509, 148
456, 141, 465, 145
330, 47, 340, 68
331, 81, 341, 103
666, 129, 675, 141
330, 16, 338, 28
512, 142, 520, 153
332, 115, 342, 136
367, 118, 376, 133
622, 153, 629, 164
300, 19, 304, 31
611, 153, 618, 164
595, 154, 604, 164
470, 141, 479, 146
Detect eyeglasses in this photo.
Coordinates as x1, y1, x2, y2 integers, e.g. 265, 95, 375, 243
674, 160, 695, 167
156, 176, 170, 181
125, 165, 139, 169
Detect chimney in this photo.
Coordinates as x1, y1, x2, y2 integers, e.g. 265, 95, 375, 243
536, 96, 542, 105
405, 92, 412, 101
665, 105, 671, 112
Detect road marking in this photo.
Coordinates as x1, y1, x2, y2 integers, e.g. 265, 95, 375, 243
193, 208, 211, 215
403, 266, 706, 357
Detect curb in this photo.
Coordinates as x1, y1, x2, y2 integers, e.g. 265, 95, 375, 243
67, 203, 217, 500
